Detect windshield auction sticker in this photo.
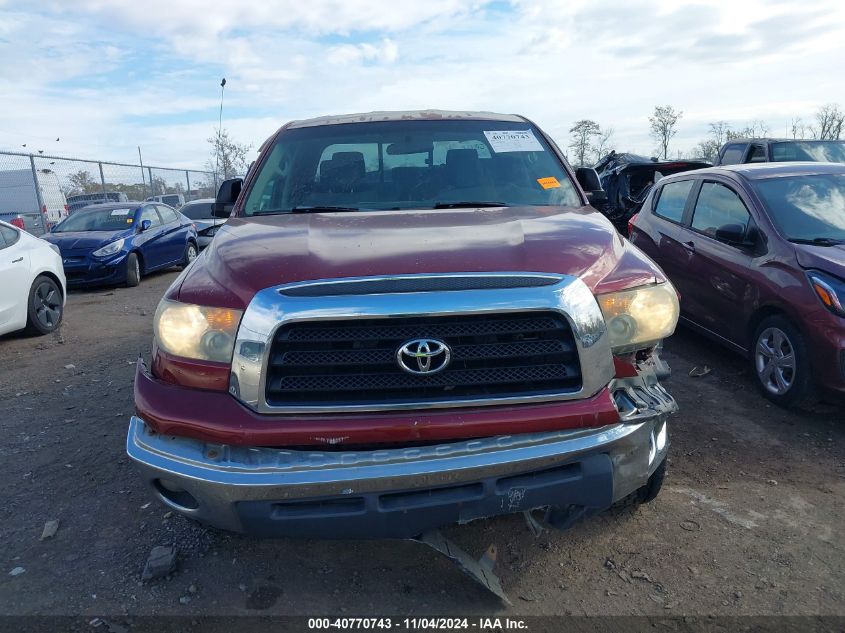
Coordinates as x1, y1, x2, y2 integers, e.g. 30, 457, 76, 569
110, 209, 131, 216
537, 176, 561, 189
483, 130, 543, 152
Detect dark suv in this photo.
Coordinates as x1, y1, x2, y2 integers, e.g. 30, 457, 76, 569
715, 138, 845, 166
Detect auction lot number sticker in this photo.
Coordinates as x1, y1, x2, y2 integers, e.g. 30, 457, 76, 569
308, 618, 527, 630
483, 129, 543, 153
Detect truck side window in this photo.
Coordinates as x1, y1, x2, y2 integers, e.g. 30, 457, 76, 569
653, 180, 694, 223
719, 144, 746, 165
746, 145, 767, 163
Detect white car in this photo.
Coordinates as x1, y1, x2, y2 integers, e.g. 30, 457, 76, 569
0, 220, 66, 336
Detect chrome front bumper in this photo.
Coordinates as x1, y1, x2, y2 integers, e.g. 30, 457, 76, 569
126, 407, 670, 538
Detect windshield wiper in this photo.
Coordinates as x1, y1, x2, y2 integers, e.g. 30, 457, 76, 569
789, 237, 845, 246
433, 201, 509, 209
290, 206, 360, 214
251, 206, 361, 215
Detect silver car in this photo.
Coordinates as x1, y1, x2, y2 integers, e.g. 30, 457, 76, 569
179, 198, 225, 249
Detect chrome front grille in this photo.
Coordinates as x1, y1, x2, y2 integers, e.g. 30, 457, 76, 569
228, 273, 613, 413
264, 312, 582, 407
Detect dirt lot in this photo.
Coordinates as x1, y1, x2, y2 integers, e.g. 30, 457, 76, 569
1, 269, 843, 620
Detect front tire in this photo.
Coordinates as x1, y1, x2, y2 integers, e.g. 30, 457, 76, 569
25, 275, 63, 335
126, 253, 141, 287
752, 315, 815, 408
612, 459, 666, 510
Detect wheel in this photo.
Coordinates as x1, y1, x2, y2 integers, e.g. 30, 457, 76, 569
637, 458, 666, 504
25, 275, 63, 335
126, 253, 141, 287
612, 459, 666, 510
752, 315, 815, 407
182, 242, 197, 268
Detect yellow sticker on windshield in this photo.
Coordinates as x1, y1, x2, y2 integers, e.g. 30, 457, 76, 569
537, 177, 561, 189
127, 218, 133, 223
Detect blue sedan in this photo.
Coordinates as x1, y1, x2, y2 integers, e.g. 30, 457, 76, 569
43, 202, 198, 288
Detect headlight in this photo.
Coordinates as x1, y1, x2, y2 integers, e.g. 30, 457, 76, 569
92, 238, 125, 258
597, 282, 680, 353
154, 299, 243, 362
808, 270, 845, 317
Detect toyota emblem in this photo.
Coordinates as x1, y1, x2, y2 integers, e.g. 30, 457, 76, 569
396, 338, 451, 375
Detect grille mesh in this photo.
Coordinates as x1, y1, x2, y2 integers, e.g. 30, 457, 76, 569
265, 312, 581, 407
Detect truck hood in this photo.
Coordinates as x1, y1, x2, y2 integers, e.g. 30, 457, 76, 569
42, 230, 128, 253
793, 242, 845, 279
175, 206, 667, 309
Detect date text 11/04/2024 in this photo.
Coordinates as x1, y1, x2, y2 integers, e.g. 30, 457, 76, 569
307, 618, 528, 630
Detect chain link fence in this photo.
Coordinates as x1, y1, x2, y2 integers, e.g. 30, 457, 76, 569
0, 150, 217, 234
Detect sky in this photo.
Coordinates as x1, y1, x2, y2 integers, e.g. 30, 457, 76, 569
1, 0, 844, 169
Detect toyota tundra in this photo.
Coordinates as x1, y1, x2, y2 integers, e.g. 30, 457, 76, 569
127, 110, 679, 538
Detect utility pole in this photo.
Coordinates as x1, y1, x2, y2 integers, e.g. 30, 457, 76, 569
138, 146, 148, 198
215, 78, 226, 181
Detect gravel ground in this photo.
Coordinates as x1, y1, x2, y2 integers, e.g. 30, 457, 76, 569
0, 269, 843, 620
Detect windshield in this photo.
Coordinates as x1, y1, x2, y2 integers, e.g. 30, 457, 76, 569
180, 202, 214, 220
771, 141, 845, 163
242, 120, 581, 214
53, 207, 136, 232
754, 174, 845, 241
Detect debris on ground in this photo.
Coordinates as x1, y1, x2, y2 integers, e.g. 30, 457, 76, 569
141, 545, 177, 581
631, 570, 654, 583
414, 530, 511, 605
9, 567, 25, 577
689, 365, 712, 378
680, 520, 700, 531
523, 510, 546, 537
40, 519, 59, 540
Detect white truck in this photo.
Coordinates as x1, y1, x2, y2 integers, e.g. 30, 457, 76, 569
0, 168, 68, 235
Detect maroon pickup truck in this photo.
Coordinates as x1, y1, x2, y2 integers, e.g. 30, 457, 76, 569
127, 110, 679, 538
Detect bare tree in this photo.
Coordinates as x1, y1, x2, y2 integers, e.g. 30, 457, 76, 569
592, 126, 615, 163
693, 139, 721, 163
206, 128, 252, 182
568, 120, 601, 167
726, 119, 770, 141
708, 121, 731, 146
748, 119, 769, 137
790, 117, 807, 139
649, 105, 683, 159
810, 104, 844, 140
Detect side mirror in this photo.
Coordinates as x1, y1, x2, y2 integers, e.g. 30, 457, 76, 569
139, 219, 152, 232
575, 167, 606, 205
212, 178, 243, 218
715, 223, 749, 245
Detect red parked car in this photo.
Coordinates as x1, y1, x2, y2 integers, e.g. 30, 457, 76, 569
128, 110, 681, 538
630, 162, 845, 406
